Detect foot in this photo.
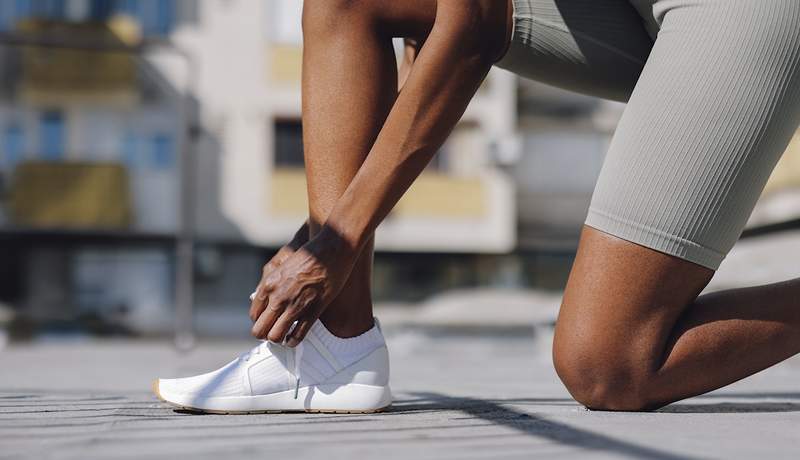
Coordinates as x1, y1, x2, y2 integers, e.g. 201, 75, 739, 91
154, 319, 391, 414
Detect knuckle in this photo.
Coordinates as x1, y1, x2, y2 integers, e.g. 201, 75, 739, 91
261, 279, 276, 293
265, 271, 282, 286
268, 298, 286, 312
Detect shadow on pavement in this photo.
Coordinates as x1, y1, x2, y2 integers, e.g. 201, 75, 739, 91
659, 392, 800, 413
659, 402, 800, 413
395, 392, 696, 460
387, 392, 800, 459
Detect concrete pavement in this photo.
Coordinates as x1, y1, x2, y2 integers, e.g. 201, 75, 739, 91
1, 325, 799, 460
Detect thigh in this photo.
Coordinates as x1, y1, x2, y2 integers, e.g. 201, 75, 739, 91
585, 0, 800, 272
494, 0, 654, 102
559, 0, 800, 355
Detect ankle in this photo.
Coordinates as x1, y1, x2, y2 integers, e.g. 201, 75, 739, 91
319, 308, 375, 338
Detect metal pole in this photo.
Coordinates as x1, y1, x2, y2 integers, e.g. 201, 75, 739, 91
175, 83, 198, 351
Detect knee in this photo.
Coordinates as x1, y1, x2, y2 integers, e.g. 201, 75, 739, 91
552, 321, 656, 411
302, 0, 378, 37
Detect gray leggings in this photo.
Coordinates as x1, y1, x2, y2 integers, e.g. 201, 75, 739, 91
495, 0, 800, 269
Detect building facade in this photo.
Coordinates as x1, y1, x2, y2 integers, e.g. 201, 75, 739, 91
0, 0, 519, 336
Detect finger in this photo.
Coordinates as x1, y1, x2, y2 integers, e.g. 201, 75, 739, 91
267, 307, 303, 343
249, 285, 271, 322
248, 290, 257, 320
248, 284, 269, 322
249, 268, 279, 321
285, 318, 313, 348
251, 297, 285, 339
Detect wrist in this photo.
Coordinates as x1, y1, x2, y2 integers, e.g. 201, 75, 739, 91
312, 223, 361, 262
286, 220, 310, 251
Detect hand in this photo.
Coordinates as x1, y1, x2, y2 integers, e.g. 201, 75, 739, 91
249, 225, 359, 346
249, 221, 309, 321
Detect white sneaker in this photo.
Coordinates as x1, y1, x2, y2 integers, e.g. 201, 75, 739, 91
154, 320, 392, 414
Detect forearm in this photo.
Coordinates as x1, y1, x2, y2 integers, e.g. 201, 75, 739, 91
323, 4, 504, 250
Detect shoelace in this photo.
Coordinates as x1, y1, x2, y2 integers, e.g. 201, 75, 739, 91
248, 291, 304, 399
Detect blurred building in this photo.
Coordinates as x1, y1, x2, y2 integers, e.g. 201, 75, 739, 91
0, 0, 518, 337
1, 1, 798, 339
189, 1, 517, 253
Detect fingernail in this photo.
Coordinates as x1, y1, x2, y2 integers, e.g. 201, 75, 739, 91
286, 336, 299, 347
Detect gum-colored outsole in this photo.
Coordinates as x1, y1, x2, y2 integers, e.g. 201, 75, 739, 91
152, 380, 389, 415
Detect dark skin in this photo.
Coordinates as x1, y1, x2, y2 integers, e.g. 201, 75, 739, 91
248, 0, 800, 410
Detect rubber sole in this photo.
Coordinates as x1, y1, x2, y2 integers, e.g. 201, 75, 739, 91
153, 380, 392, 415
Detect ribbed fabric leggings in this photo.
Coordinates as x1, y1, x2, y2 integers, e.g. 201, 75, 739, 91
495, 0, 800, 269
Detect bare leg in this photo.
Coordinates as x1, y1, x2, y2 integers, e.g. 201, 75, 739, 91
300, 0, 436, 337
554, 226, 800, 410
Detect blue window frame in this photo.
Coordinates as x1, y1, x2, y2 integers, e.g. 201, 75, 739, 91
39, 110, 65, 160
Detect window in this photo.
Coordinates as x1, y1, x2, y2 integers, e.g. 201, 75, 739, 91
34, 0, 67, 18
0, 2, 15, 30
3, 0, 67, 24
0, 0, 175, 35
124, 0, 175, 36
152, 0, 174, 35
150, 133, 174, 170
121, 132, 138, 168
39, 110, 65, 160
132, 0, 174, 36
271, 120, 442, 171
89, 0, 114, 20
274, 120, 304, 168
2, 125, 24, 168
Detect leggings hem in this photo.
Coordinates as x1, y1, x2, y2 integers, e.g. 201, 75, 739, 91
584, 207, 724, 270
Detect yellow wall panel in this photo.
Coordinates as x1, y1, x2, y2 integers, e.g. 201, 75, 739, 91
269, 45, 302, 84
763, 131, 800, 195
9, 161, 132, 229
269, 169, 486, 218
